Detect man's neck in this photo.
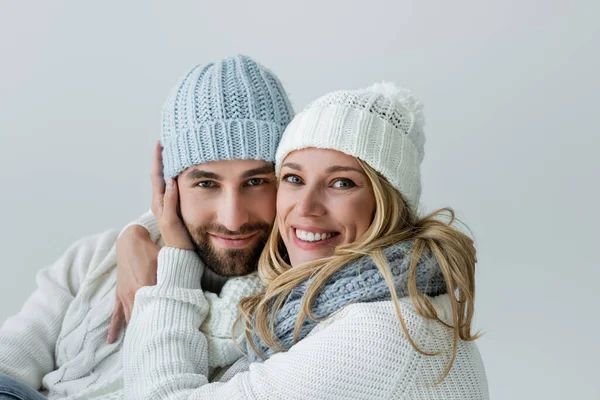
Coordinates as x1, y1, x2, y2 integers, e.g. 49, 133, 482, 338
201, 267, 229, 294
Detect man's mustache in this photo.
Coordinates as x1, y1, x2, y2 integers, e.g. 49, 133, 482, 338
195, 223, 271, 237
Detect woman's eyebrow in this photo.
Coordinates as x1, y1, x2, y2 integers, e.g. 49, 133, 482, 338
281, 162, 302, 171
325, 165, 366, 175
281, 163, 365, 176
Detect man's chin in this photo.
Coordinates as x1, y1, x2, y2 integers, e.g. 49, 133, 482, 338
187, 223, 271, 277
194, 240, 265, 277
205, 250, 259, 277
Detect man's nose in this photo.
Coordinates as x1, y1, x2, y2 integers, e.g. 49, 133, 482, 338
217, 190, 250, 232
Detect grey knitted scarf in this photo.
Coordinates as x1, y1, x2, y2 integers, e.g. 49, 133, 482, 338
246, 240, 447, 362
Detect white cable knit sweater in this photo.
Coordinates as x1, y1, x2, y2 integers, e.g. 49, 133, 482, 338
124, 247, 489, 400
0, 212, 263, 400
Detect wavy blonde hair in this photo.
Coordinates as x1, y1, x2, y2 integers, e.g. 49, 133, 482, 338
237, 159, 481, 382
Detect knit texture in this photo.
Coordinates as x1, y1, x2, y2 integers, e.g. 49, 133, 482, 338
123, 245, 489, 399
246, 240, 447, 362
0, 211, 262, 400
276, 82, 425, 213
161, 55, 294, 178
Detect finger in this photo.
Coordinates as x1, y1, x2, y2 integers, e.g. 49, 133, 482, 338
107, 301, 124, 344
151, 141, 166, 216
124, 299, 132, 324
163, 178, 180, 224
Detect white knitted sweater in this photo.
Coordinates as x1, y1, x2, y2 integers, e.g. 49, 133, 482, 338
0, 212, 263, 400
124, 247, 489, 400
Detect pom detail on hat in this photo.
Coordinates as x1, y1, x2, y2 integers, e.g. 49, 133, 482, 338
367, 82, 425, 136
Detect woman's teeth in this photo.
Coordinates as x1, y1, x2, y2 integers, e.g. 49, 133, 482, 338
295, 229, 335, 242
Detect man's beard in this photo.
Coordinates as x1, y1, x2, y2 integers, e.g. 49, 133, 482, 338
184, 221, 271, 277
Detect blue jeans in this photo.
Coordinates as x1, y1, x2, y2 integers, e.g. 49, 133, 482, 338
0, 374, 46, 400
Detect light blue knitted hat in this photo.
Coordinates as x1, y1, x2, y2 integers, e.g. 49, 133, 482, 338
161, 55, 294, 178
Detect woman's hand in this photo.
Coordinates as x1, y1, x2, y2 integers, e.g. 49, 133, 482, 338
107, 142, 194, 343
150, 141, 195, 251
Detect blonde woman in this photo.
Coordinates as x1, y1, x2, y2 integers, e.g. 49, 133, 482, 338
123, 83, 489, 399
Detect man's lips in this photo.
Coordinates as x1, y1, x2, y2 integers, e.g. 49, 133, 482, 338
208, 232, 259, 249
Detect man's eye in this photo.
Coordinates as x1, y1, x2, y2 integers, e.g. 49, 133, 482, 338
197, 181, 216, 188
283, 174, 303, 185
332, 179, 356, 189
246, 178, 265, 186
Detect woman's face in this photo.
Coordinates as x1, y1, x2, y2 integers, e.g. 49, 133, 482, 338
277, 148, 376, 267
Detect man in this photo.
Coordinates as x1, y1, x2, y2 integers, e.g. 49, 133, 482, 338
0, 54, 293, 399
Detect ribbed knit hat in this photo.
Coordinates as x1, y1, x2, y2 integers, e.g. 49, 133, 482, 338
275, 82, 425, 213
161, 55, 294, 178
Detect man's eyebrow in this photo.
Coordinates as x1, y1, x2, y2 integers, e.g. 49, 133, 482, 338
241, 165, 275, 179
184, 169, 222, 181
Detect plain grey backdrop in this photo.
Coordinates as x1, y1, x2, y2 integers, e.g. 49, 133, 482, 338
1, 0, 598, 398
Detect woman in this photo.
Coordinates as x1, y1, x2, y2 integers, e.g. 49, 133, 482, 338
122, 83, 489, 399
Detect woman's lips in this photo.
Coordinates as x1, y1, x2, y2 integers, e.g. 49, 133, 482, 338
290, 227, 340, 250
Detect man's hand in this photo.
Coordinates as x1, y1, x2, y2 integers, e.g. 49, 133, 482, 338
151, 141, 195, 250
107, 225, 160, 344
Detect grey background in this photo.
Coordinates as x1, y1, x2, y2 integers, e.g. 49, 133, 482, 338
0, 0, 598, 398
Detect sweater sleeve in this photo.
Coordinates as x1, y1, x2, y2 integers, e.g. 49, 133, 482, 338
120, 212, 251, 369
123, 250, 454, 400
119, 209, 161, 243
123, 246, 209, 398
0, 230, 119, 390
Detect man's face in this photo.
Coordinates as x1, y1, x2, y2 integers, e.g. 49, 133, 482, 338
177, 159, 277, 277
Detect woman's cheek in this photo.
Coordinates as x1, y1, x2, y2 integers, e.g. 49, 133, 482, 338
276, 188, 295, 214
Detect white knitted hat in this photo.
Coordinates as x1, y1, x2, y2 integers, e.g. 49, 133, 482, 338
275, 82, 426, 213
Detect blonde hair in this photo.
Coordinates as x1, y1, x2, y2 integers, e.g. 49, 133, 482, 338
238, 159, 481, 382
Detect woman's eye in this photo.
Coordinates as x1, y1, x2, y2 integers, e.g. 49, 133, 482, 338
246, 178, 265, 186
197, 181, 216, 188
283, 174, 303, 185
332, 179, 356, 189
